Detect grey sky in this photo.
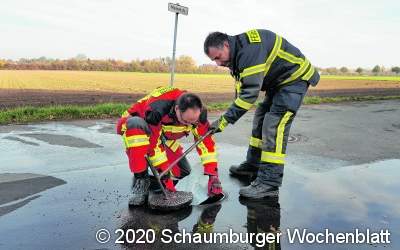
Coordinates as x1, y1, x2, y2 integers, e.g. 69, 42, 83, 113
1, 0, 399, 68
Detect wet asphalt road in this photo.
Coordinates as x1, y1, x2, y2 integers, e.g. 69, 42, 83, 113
0, 99, 399, 250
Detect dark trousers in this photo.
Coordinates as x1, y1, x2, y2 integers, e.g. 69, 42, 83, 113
246, 80, 309, 186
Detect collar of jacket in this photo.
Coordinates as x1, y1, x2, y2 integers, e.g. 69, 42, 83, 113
227, 35, 237, 70
228, 35, 241, 79
168, 103, 178, 123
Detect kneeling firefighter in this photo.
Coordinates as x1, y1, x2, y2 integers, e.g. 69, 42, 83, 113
116, 87, 223, 206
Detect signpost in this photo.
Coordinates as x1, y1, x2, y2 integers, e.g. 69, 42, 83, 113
168, 3, 188, 86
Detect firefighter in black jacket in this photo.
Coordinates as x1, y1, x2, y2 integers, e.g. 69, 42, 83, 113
204, 29, 319, 199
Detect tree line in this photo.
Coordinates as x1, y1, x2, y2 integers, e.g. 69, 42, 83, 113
0, 55, 399, 75
318, 65, 400, 75
0, 55, 228, 74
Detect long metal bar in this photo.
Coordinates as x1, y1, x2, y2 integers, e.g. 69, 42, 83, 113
145, 156, 168, 197
170, 12, 179, 86
159, 129, 213, 178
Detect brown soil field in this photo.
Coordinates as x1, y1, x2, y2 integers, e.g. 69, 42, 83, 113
1, 70, 399, 109
1, 87, 400, 109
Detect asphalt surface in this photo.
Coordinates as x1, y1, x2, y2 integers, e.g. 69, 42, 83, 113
0, 99, 399, 249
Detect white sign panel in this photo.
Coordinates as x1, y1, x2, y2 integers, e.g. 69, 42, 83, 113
168, 3, 189, 15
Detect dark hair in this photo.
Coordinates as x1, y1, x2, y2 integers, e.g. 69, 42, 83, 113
176, 93, 203, 113
203, 31, 229, 55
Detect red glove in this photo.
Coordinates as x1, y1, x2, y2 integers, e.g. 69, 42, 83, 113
116, 117, 128, 135
208, 175, 222, 196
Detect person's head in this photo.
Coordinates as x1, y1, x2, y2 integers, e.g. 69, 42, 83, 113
204, 32, 231, 67
175, 93, 203, 125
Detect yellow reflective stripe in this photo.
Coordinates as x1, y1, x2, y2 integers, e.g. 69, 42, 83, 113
277, 50, 304, 64
240, 35, 282, 80
219, 116, 229, 130
196, 137, 209, 155
264, 35, 282, 76
246, 29, 261, 43
196, 220, 214, 234
200, 152, 218, 164
261, 151, 286, 164
281, 59, 310, 85
239, 63, 265, 79
234, 97, 253, 110
162, 125, 192, 133
249, 136, 262, 148
165, 139, 173, 147
137, 86, 177, 102
165, 140, 180, 152
276, 111, 293, 154
121, 123, 127, 134
191, 127, 199, 138
151, 129, 164, 163
235, 80, 241, 95
123, 134, 149, 148
149, 152, 168, 167
198, 142, 208, 155
302, 65, 315, 81
191, 128, 208, 155
121, 111, 130, 118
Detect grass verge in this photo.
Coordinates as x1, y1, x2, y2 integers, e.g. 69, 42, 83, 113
1, 95, 400, 125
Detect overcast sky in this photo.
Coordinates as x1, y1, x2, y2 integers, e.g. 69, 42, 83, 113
1, 0, 399, 68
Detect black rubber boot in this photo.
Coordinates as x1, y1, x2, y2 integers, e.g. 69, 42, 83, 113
129, 172, 150, 207
239, 177, 279, 199
229, 161, 259, 177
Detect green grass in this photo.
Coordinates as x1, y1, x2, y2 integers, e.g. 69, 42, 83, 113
1, 95, 400, 125
0, 103, 128, 125
321, 75, 400, 81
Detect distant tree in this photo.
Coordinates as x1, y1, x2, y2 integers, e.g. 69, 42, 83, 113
340, 67, 349, 74
391, 66, 400, 74
197, 64, 229, 74
326, 67, 338, 75
356, 67, 363, 74
372, 65, 381, 74
0, 56, 229, 74
0, 59, 5, 69
175, 55, 196, 73
37, 56, 48, 62
74, 54, 88, 61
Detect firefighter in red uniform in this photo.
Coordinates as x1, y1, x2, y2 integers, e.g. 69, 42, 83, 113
116, 87, 222, 206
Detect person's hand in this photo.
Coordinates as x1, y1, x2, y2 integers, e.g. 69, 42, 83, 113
209, 116, 228, 134
208, 175, 222, 196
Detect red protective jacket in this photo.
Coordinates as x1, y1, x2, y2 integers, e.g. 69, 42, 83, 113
118, 87, 218, 176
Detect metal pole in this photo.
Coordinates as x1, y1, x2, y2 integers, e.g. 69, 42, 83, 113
170, 12, 179, 86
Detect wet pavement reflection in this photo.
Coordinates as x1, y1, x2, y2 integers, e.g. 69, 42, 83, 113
0, 115, 399, 249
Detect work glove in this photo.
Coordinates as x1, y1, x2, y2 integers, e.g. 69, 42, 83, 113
207, 175, 222, 196
209, 116, 228, 134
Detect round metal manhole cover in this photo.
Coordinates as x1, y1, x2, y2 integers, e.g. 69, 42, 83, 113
288, 134, 308, 143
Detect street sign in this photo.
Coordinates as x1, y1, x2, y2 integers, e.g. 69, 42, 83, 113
168, 3, 189, 86
168, 3, 189, 16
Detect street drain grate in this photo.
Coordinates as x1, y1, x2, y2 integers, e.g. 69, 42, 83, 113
288, 134, 308, 143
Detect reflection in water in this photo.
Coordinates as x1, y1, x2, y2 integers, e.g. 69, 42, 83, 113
119, 204, 223, 249
192, 204, 222, 234
239, 196, 281, 250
